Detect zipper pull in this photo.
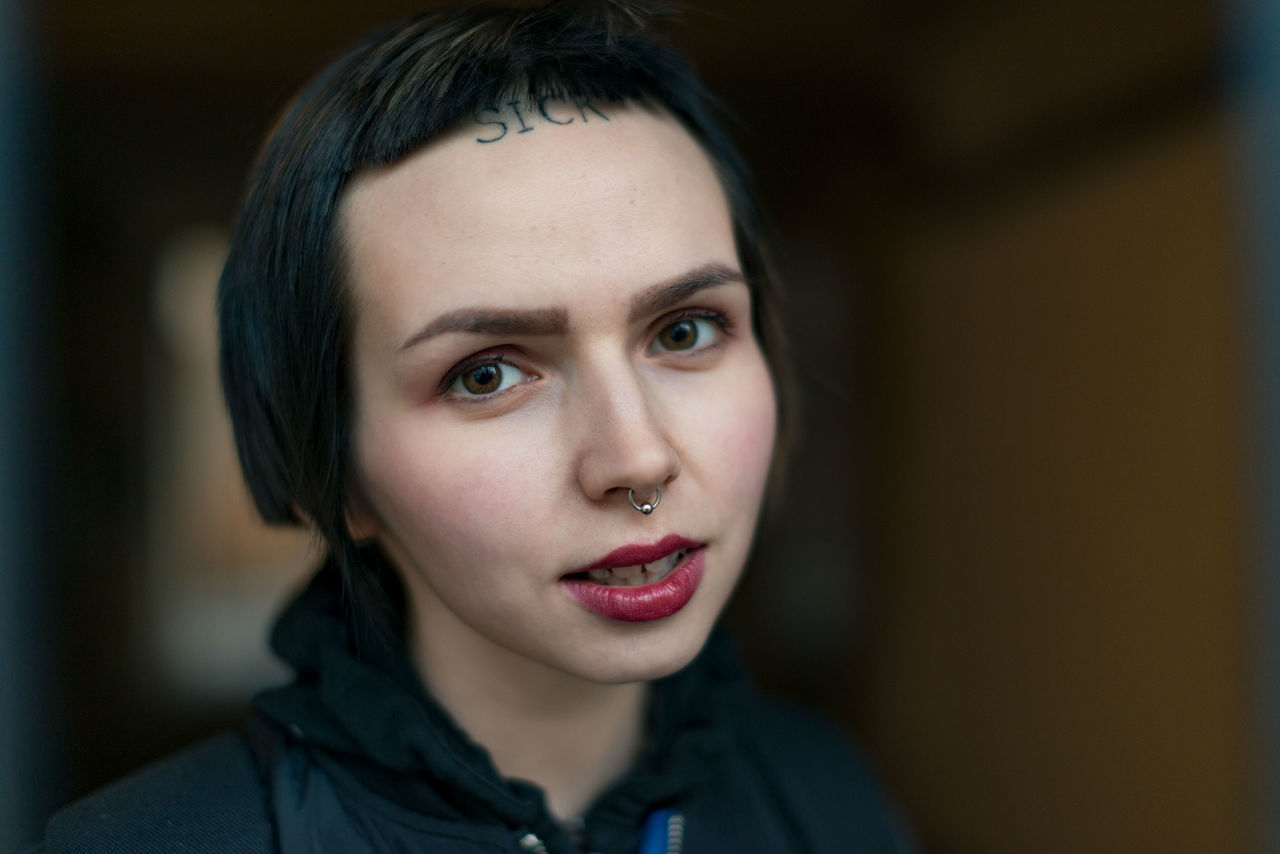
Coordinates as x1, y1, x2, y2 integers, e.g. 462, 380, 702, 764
518, 832, 550, 854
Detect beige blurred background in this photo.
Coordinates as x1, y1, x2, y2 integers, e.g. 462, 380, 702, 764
9, 0, 1266, 851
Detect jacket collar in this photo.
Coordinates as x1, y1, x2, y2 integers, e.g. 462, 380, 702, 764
253, 554, 746, 848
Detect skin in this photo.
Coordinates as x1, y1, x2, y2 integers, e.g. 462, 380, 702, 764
341, 104, 777, 819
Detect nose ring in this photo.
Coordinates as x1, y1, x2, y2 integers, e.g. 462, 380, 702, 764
628, 487, 661, 515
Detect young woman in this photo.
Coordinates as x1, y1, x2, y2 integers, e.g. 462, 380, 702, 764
28, 2, 912, 851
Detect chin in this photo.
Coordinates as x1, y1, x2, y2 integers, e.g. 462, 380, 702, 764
554, 618, 715, 685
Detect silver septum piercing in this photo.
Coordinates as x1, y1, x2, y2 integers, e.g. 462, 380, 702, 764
628, 487, 661, 515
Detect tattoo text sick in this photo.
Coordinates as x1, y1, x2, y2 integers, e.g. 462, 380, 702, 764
473, 97, 610, 143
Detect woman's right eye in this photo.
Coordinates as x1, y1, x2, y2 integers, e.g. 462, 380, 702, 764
445, 358, 533, 399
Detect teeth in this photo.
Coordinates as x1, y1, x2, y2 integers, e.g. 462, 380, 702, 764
585, 549, 688, 586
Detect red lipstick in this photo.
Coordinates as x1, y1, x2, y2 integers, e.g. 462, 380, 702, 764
562, 535, 705, 622
578, 534, 701, 572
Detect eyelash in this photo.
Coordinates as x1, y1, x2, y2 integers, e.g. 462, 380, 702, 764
436, 307, 737, 402
437, 351, 530, 402
652, 308, 735, 352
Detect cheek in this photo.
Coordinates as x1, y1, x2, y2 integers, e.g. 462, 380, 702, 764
697, 365, 778, 494
357, 415, 562, 561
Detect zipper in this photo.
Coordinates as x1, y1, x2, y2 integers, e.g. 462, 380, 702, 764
664, 812, 684, 854
638, 809, 684, 854
519, 811, 684, 854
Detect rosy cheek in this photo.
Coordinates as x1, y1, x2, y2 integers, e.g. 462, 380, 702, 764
447, 468, 546, 550
730, 410, 778, 486
702, 375, 777, 488
366, 420, 558, 547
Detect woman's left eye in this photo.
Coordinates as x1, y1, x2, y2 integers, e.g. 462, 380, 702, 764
649, 314, 725, 355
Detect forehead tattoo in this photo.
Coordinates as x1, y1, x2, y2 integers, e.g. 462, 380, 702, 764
473, 96, 611, 144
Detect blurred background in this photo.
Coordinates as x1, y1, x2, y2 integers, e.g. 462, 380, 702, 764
2, 0, 1277, 851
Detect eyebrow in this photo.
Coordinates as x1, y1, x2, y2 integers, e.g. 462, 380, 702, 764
626, 262, 745, 323
400, 306, 568, 351
398, 262, 745, 352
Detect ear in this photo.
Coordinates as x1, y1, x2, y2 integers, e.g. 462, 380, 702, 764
343, 491, 382, 543
290, 502, 317, 529
291, 499, 380, 542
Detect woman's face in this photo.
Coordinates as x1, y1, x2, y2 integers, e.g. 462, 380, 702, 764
342, 104, 776, 686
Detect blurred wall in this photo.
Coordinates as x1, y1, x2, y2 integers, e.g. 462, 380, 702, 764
1229, 0, 1280, 849
26, 1, 1259, 852
1, 0, 57, 847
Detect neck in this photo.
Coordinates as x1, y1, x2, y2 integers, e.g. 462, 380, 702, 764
408, 598, 648, 821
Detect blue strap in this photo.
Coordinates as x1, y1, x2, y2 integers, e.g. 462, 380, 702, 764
639, 808, 675, 854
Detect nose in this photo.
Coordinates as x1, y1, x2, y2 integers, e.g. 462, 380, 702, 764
573, 360, 681, 508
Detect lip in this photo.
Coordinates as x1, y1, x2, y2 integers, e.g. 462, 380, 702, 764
561, 548, 705, 622
576, 534, 702, 573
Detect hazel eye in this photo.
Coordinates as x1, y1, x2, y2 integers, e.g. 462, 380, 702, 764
448, 359, 532, 397
651, 315, 723, 354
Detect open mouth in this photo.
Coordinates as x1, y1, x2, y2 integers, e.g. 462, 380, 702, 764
563, 548, 693, 588
560, 540, 707, 622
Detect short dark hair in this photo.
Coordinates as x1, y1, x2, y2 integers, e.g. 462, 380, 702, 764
218, 0, 789, 635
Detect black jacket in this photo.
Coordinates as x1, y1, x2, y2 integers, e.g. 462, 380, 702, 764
28, 562, 915, 853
